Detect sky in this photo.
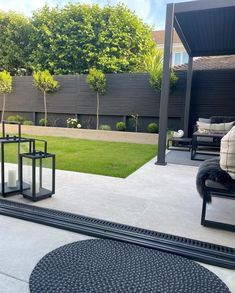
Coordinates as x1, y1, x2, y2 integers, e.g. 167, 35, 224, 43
0, 0, 194, 29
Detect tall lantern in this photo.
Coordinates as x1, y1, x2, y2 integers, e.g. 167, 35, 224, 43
0, 121, 31, 197
19, 139, 55, 202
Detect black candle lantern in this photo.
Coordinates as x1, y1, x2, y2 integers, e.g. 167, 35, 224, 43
0, 121, 31, 197
19, 139, 55, 201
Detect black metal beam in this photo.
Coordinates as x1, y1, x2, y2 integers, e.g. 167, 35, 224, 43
174, 0, 235, 14
183, 56, 193, 137
192, 49, 235, 58
174, 17, 192, 57
156, 3, 174, 165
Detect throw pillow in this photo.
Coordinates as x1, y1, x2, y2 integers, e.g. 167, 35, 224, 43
196, 121, 234, 133
198, 117, 211, 123
220, 126, 235, 179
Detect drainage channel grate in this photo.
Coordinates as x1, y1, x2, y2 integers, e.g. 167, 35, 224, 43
0, 199, 234, 269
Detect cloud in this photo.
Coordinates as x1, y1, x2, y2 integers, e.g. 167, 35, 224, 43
0, 0, 56, 15
0, 0, 193, 29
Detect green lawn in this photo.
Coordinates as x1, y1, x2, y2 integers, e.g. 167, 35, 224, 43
6, 135, 157, 178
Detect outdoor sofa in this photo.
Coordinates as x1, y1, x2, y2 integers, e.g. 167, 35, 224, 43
191, 116, 235, 160
196, 125, 235, 232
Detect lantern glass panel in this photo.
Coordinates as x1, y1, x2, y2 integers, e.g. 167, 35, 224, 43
4, 141, 31, 191
37, 156, 53, 194
20, 150, 55, 201
4, 142, 19, 190
19, 141, 31, 154
21, 156, 32, 190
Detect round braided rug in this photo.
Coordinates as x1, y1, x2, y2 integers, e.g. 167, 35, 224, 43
29, 239, 230, 293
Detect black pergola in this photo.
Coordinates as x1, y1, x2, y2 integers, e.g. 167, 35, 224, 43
157, 0, 235, 165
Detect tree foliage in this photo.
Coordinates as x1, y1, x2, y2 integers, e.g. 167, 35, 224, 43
0, 71, 12, 94
0, 11, 32, 75
0, 70, 12, 122
33, 70, 59, 126
33, 70, 59, 93
29, 3, 155, 74
87, 68, 106, 129
143, 50, 178, 91
0, 4, 158, 75
87, 68, 106, 95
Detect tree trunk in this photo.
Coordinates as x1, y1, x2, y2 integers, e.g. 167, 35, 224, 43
44, 91, 47, 126
135, 115, 138, 132
1, 93, 6, 123
96, 92, 99, 130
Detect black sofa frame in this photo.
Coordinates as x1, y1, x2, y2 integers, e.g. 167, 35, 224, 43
201, 185, 235, 232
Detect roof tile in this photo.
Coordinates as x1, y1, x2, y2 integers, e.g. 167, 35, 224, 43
174, 55, 235, 71
152, 30, 181, 44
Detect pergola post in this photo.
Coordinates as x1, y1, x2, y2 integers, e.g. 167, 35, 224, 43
156, 3, 174, 165
183, 56, 193, 136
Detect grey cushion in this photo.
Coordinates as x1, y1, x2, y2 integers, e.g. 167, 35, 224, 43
199, 117, 211, 123
210, 116, 235, 124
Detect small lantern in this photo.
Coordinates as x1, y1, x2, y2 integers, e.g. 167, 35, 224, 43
0, 121, 31, 197
19, 139, 55, 201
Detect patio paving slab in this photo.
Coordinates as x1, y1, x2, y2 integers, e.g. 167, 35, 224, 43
0, 215, 90, 293
1, 156, 235, 291
6, 157, 235, 247
0, 215, 234, 293
0, 274, 28, 293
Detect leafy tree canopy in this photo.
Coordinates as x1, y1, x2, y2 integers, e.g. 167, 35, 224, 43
0, 70, 13, 93
0, 70, 13, 123
0, 11, 32, 75
29, 3, 156, 74
33, 70, 59, 93
0, 4, 157, 75
87, 68, 106, 95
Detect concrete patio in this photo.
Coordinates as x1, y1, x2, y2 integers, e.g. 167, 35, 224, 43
1, 156, 235, 292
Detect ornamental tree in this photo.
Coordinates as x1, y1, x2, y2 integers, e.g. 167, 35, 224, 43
143, 50, 178, 92
33, 70, 59, 126
29, 3, 155, 74
87, 68, 106, 130
0, 11, 32, 75
0, 71, 12, 123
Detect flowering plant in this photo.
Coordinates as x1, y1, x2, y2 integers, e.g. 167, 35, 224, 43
66, 118, 82, 129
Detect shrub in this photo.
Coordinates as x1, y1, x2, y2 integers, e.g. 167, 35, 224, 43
15, 115, 24, 123
147, 122, 158, 133
116, 121, 126, 131
99, 124, 111, 131
66, 118, 81, 128
39, 118, 49, 126
23, 120, 33, 125
7, 115, 17, 122
7, 115, 24, 123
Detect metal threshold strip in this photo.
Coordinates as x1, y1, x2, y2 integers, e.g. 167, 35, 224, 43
0, 199, 234, 269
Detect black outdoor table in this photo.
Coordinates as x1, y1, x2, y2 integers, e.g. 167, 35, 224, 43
191, 131, 224, 161
167, 137, 192, 151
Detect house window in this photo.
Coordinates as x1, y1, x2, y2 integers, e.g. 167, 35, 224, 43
182, 52, 188, 64
173, 51, 188, 66
174, 52, 181, 65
